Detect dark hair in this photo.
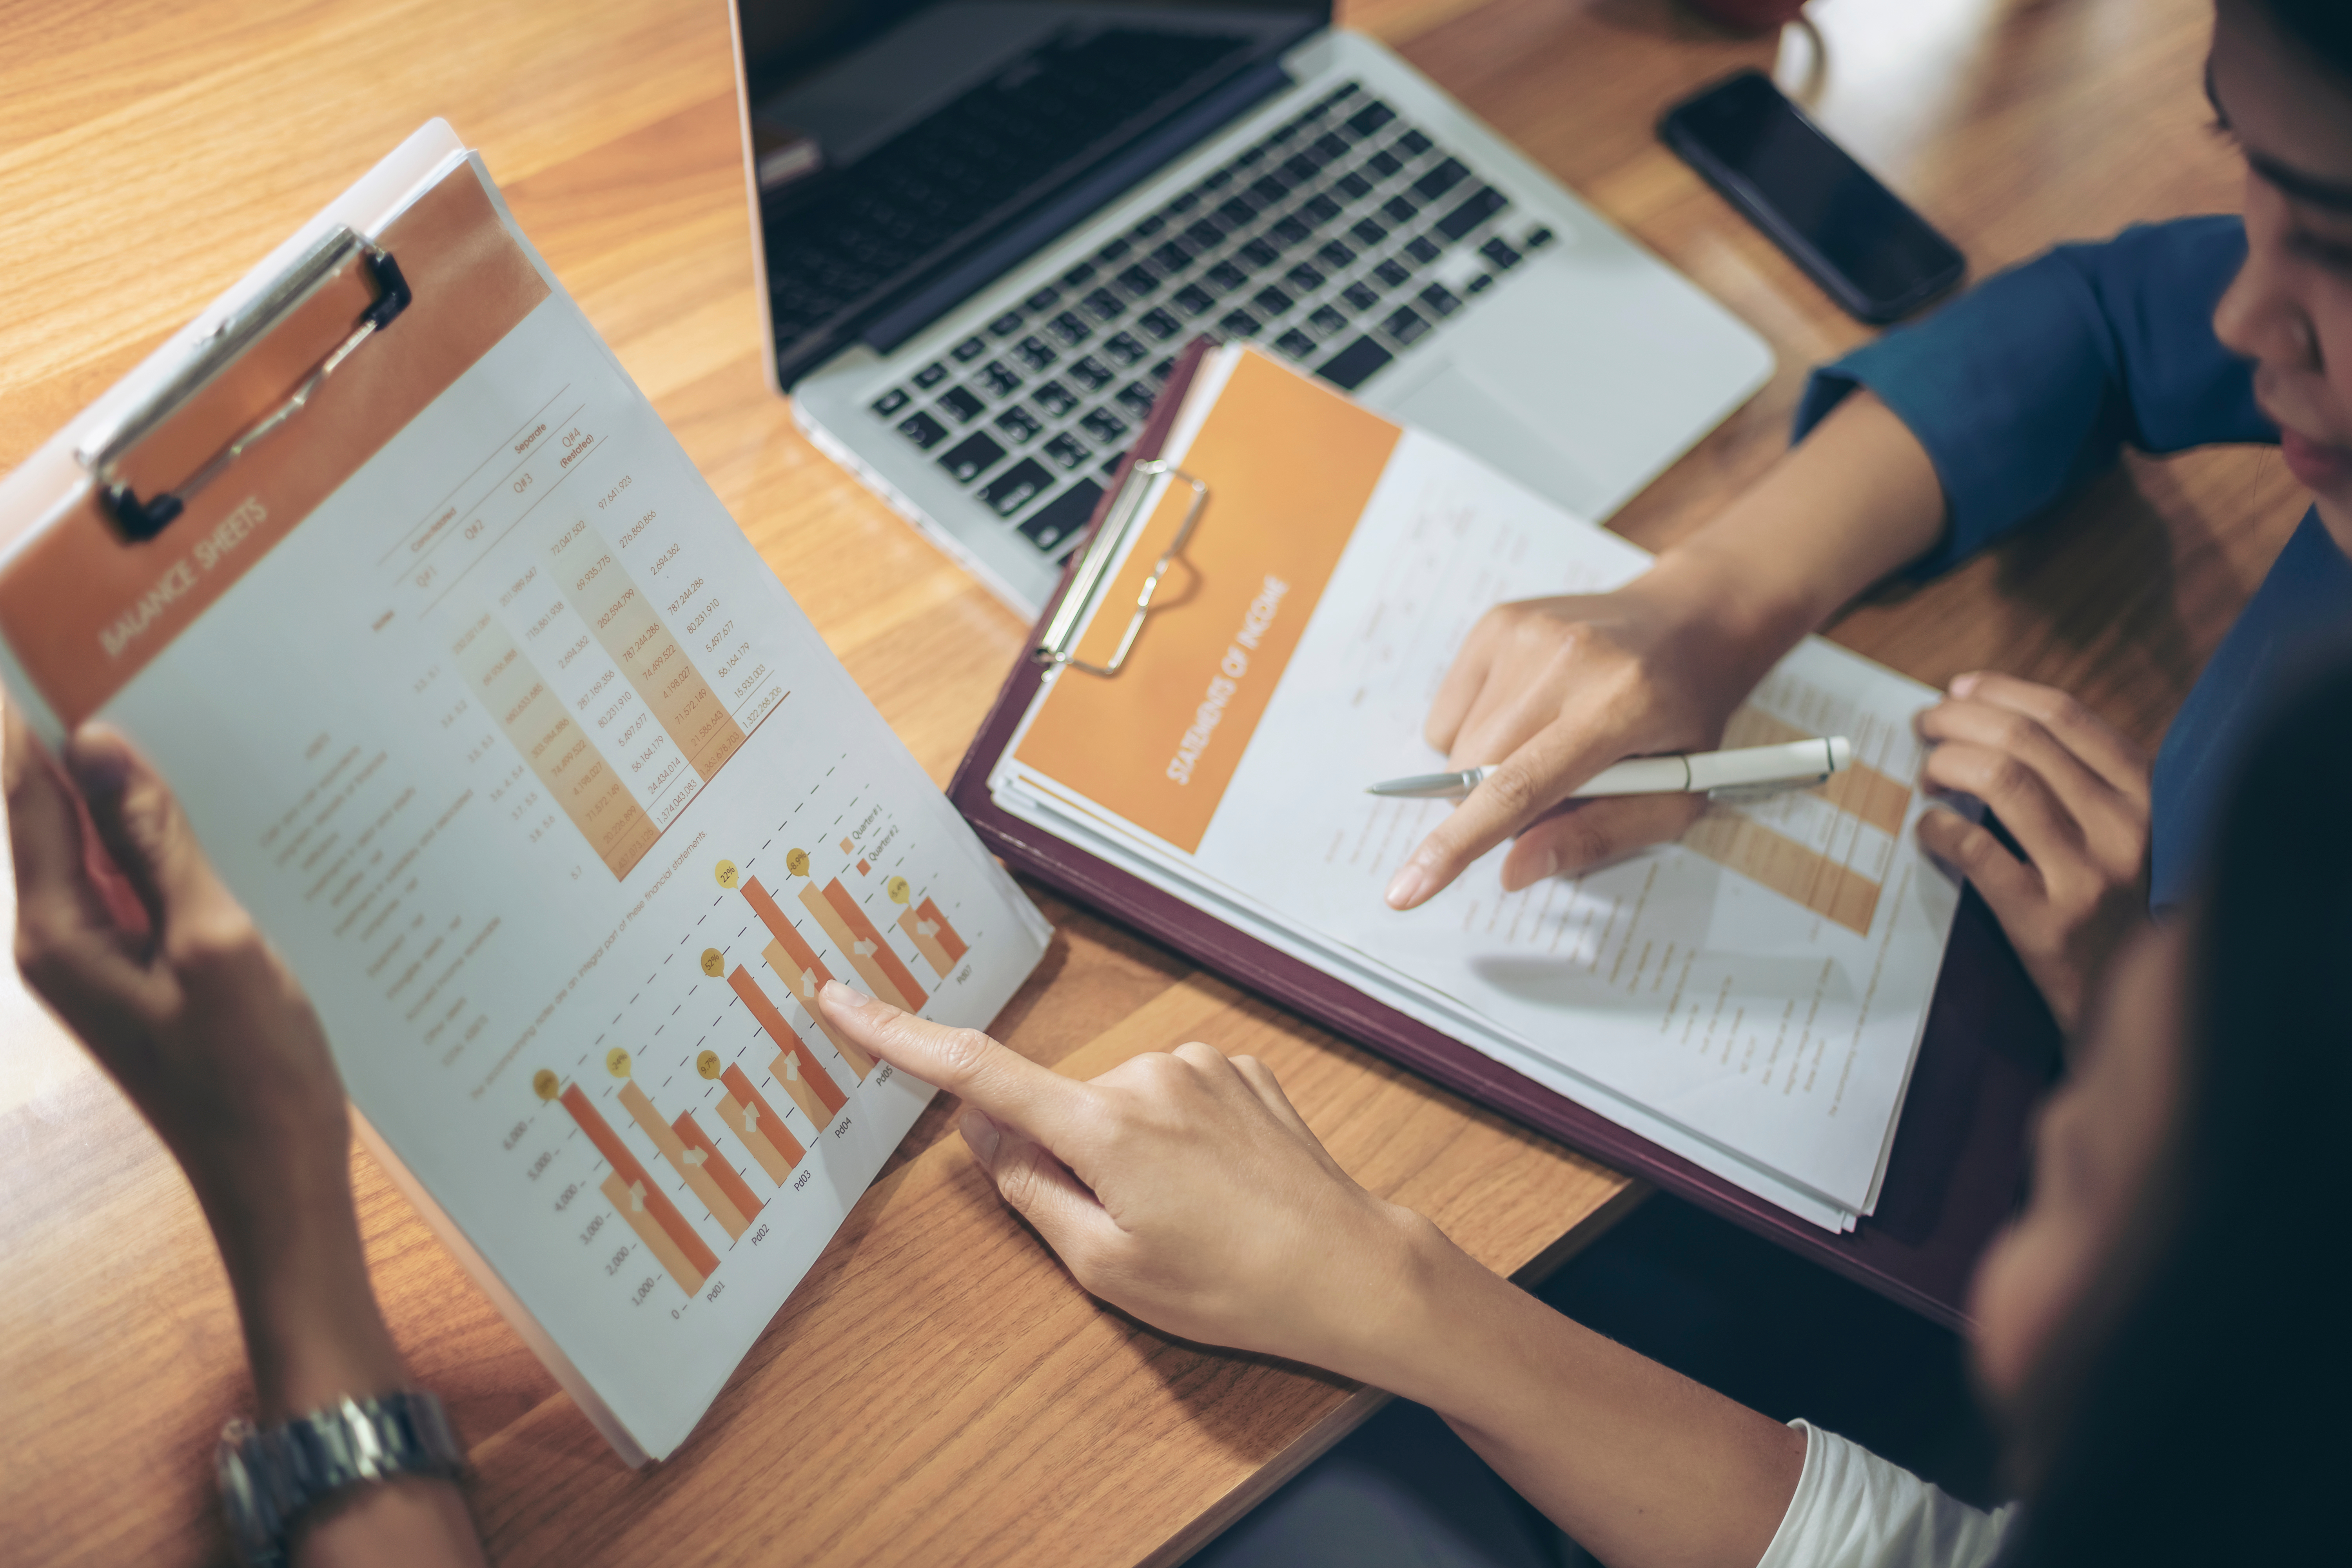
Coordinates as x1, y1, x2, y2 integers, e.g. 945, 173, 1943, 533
2260, 0, 2352, 79
2004, 657, 2352, 1563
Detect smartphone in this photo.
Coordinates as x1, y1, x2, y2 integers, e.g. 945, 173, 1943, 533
1659, 70, 1964, 324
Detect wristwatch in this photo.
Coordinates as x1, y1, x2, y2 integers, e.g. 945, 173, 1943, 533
216, 1390, 466, 1568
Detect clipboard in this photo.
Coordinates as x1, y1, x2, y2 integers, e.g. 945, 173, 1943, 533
949, 339, 2061, 1329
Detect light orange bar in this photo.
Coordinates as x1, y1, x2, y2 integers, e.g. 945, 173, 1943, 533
725, 965, 847, 1123
720, 1063, 803, 1170
561, 1083, 717, 1281
601, 1171, 706, 1296
617, 1080, 748, 1239
671, 1107, 763, 1226
1720, 708, 1910, 837
802, 879, 929, 1013
899, 896, 969, 977
742, 876, 871, 1075
1681, 810, 1881, 936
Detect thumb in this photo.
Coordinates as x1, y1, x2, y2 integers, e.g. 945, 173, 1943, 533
959, 1109, 1118, 1266
64, 724, 234, 937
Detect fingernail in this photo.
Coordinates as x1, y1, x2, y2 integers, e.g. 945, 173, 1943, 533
958, 1109, 1000, 1168
819, 979, 872, 1011
1385, 862, 1427, 909
66, 731, 131, 800
1949, 672, 1980, 698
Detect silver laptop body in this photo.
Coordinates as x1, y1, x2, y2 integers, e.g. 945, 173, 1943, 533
730, 5, 1773, 618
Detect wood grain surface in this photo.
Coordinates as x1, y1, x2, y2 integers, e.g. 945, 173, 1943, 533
0, 0, 2292, 1563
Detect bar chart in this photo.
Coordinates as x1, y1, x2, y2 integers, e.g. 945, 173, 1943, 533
558, 1081, 718, 1296
800, 878, 929, 1014
616, 1078, 762, 1241
738, 875, 874, 1077
715, 1062, 804, 1182
897, 896, 969, 978
722, 963, 849, 1128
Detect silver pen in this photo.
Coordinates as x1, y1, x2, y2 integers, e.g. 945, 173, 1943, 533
1367, 737, 1854, 802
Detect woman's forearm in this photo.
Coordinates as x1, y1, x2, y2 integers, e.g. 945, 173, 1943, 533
1351, 1219, 1804, 1568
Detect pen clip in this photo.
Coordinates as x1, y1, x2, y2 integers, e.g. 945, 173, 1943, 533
1032, 457, 1209, 678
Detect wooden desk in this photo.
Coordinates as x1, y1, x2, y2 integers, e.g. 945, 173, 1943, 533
0, 0, 2297, 1562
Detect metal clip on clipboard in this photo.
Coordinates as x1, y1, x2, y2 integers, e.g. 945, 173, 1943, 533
1030, 457, 1209, 678
73, 226, 412, 542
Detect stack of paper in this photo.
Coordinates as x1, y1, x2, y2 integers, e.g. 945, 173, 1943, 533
989, 346, 1959, 1230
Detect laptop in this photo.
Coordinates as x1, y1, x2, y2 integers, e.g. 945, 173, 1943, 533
728, 3, 1774, 618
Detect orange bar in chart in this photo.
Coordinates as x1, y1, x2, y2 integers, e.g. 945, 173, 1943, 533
716, 1063, 803, 1183
898, 896, 969, 977
570, 536, 746, 780
1681, 810, 1882, 937
601, 1171, 708, 1296
740, 877, 873, 1077
616, 1079, 753, 1240
1720, 708, 1910, 836
670, 1108, 764, 1227
725, 964, 847, 1125
457, 615, 659, 877
803, 878, 929, 1013
560, 1083, 717, 1290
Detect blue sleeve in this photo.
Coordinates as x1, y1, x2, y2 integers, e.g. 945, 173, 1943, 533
1791, 216, 2273, 576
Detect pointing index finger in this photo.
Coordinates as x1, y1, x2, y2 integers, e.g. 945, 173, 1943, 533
816, 981, 1092, 1145
1386, 714, 1642, 909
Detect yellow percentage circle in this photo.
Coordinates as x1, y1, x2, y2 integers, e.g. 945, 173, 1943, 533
531, 1068, 559, 1102
886, 876, 911, 905
606, 1047, 632, 1079
697, 1051, 723, 1080
784, 847, 810, 877
713, 858, 740, 889
700, 947, 726, 977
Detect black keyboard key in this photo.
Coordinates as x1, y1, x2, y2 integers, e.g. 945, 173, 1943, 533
871, 388, 909, 417
1337, 171, 1372, 200
1169, 189, 1201, 213
995, 405, 1044, 443
1252, 286, 1295, 316
937, 386, 985, 423
1299, 192, 1342, 225
952, 336, 988, 363
1314, 132, 1350, 163
1218, 196, 1258, 229
1097, 237, 1132, 264
1419, 283, 1462, 317
895, 410, 947, 449
1524, 225, 1557, 249
1025, 287, 1061, 312
1043, 432, 1090, 470
1286, 263, 1325, 292
1480, 237, 1523, 270
1414, 158, 1469, 200
938, 432, 1005, 482
1117, 264, 1160, 297
1116, 382, 1158, 418
1138, 307, 1183, 341
1187, 217, 1228, 252
1132, 214, 1166, 238
1283, 153, 1319, 183
1318, 336, 1394, 391
1061, 261, 1097, 288
1149, 356, 1176, 382
1274, 328, 1318, 359
1020, 479, 1105, 552
1351, 216, 1388, 246
1172, 283, 1216, 315
1397, 129, 1433, 157
1318, 238, 1356, 269
1309, 304, 1349, 334
1269, 216, 1311, 249
1382, 194, 1420, 224
1207, 260, 1250, 291
979, 361, 1023, 397
1342, 280, 1382, 311
1034, 381, 1078, 417
1015, 336, 1058, 371
1347, 101, 1395, 137
1374, 258, 1412, 288
1466, 272, 1496, 294
1100, 449, 1130, 477
1068, 355, 1114, 391
1239, 237, 1281, 269
1250, 174, 1289, 207
982, 457, 1055, 517
1437, 185, 1510, 241
1367, 149, 1403, 178
1237, 143, 1266, 167
989, 311, 1024, 337
1050, 311, 1093, 345
1383, 305, 1431, 344
914, 361, 949, 389
1082, 287, 1126, 321
1103, 331, 1147, 366
1152, 239, 1197, 275
1405, 235, 1441, 265
1079, 407, 1129, 444
1219, 309, 1261, 338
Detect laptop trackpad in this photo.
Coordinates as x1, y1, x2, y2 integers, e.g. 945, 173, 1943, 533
1385, 364, 1607, 517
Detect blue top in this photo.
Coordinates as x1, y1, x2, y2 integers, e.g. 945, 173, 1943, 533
1791, 216, 2352, 909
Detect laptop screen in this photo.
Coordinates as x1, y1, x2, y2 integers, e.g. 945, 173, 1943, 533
735, 2, 1330, 384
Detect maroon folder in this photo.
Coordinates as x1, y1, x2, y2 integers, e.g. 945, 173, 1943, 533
948, 341, 2058, 1330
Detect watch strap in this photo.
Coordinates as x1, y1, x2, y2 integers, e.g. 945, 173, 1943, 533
218, 1390, 465, 1568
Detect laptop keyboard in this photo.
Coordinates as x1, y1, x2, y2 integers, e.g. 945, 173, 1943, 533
863, 81, 1557, 562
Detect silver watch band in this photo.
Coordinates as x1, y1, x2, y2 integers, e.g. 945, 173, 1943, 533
217, 1390, 465, 1568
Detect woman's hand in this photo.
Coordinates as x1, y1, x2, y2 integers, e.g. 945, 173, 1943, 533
815, 981, 1443, 1385
1916, 673, 2152, 1034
